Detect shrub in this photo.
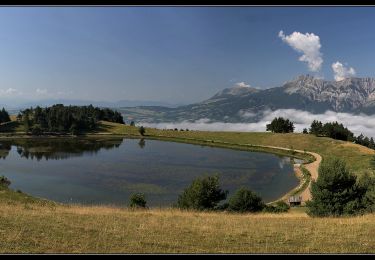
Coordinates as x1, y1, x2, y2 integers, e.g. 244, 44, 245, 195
227, 188, 264, 213
31, 125, 43, 136
129, 193, 147, 208
138, 126, 146, 136
176, 175, 228, 211
357, 173, 375, 213
0, 175, 11, 187
306, 157, 364, 216
263, 201, 290, 213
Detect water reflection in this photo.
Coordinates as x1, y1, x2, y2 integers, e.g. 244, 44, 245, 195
0, 143, 11, 159
138, 138, 146, 149
0, 138, 124, 161
0, 138, 299, 206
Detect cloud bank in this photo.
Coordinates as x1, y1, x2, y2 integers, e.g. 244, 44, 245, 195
0, 88, 22, 97
279, 30, 323, 72
332, 61, 356, 81
141, 109, 375, 138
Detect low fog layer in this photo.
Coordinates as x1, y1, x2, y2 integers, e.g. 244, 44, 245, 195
141, 109, 375, 138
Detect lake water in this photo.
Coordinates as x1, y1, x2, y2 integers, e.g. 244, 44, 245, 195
0, 138, 300, 207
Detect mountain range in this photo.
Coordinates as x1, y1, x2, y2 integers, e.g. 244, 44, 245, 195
118, 75, 375, 123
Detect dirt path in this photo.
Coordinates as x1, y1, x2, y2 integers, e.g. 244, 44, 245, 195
254, 145, 322, 204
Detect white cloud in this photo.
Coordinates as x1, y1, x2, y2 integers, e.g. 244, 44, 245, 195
279, 30, 323, 72
0, 88, 22, 96
142, 109, 375, 138
36, 88, 48, 95
235, 82, 251, 88
331, 61, 356, 81
238, 109, 257, 118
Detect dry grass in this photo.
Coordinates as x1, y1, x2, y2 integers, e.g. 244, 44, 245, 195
0, 192, 374, 253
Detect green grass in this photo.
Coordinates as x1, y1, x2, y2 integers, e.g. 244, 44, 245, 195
291, 166, 312, 196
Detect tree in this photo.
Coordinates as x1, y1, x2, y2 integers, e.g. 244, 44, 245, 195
227, 188, 264, 213
176, 175, 228, 210
302, 128, 308, 134
306, 158, 363, 216
139, 126, 146, 136
0, 108, 10, 123
129, 193, 147, 208
130, 121, 135, 126
309, 120, 324, 136
18, 105, 125, 134
266, 117, 294, 133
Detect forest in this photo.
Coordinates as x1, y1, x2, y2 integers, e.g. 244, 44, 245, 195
17, 104, 124, 135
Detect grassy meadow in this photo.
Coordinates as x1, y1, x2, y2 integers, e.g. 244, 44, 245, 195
0, 187, 374, 253
1, 120, 375, 253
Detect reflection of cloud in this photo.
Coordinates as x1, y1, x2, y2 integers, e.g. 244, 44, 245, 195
278, 157, 291, 169
142, 109, 375, 138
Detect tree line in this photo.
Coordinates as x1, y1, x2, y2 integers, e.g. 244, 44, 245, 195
267, 117, 375, 150
17, 104, 124, 135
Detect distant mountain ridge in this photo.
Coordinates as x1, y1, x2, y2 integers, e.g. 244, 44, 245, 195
118, 75, 375, 123
1, 99, 182, 110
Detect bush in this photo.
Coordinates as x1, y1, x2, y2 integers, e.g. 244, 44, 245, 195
306, 158, 364, 216
129, 193, 147, 208
176, 175, 228, 211
0, 175, 11, 187
227, 188, 264, 213
139, 126, 146, 136
357, 173, 375, 213
263, 201, 290, 213
31, 125, 43, 136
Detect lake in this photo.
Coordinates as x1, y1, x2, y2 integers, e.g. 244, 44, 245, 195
0, 138, 300, 207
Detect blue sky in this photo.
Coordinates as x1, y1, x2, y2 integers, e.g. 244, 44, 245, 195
0, 6, 375, 104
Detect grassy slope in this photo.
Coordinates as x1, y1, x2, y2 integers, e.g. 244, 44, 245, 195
1, 120, 375, 253
0, 187, 374, 253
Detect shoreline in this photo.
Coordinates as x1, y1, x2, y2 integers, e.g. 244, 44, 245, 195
0, 132, 320, 207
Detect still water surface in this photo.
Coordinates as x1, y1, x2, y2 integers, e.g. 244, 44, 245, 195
0, 138, 300, 206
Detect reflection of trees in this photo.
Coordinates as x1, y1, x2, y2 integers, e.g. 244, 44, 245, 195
11, 138, 123, 161
138, 139, 146, 149
0, 143, 11, 159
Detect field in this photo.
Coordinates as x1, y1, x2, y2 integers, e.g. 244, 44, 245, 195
1, 120, 374, 253
0, 187, 374, 253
